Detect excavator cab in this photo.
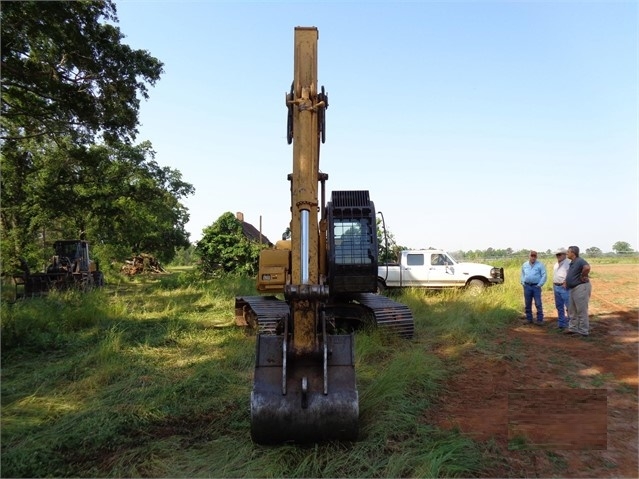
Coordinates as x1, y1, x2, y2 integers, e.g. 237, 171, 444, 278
327, 190, 378, 295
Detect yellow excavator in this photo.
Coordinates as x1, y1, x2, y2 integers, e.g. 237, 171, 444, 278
235, 27, 414, 444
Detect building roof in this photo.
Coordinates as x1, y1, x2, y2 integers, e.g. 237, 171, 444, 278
236, 212, 273, 246
241, 221, 273, 246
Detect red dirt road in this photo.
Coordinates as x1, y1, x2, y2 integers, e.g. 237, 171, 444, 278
428, 264, 638, 478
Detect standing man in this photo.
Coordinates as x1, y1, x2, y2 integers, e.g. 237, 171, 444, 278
565, 246, 592, 336
552, 247, 571, 330
520, 250, 547, 324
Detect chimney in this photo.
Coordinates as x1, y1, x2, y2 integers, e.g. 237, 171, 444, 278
236, 212, 244, 222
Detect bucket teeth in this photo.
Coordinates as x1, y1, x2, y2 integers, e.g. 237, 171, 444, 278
250, 334, 359, 444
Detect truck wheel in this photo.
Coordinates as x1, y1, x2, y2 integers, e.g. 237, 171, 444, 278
376, 280, 386, 294
467, 279, 485, 294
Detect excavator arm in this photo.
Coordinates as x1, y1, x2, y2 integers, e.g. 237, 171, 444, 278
249, 27, 359, 444
287, 26, 325, 357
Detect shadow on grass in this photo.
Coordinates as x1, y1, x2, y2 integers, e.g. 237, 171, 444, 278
2, 274, 515, 477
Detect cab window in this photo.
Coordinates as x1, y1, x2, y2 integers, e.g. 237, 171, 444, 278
406, 254, 424, 266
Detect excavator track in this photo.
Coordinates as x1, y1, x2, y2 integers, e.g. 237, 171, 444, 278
235, 293, 414, 339
352, 293, 414, 339
235, 296, 289, 335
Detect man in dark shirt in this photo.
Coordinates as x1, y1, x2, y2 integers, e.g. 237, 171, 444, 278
564, 246, 592, 336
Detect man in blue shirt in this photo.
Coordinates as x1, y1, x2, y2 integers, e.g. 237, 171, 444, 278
520, 250, 547, 324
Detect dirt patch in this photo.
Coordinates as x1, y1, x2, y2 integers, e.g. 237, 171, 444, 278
426, 263, 639, 478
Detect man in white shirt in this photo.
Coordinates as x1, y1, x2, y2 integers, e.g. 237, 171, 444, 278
552, 247, 571, 329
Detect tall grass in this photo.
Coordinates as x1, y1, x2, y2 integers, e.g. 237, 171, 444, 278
1, 268, 524, 477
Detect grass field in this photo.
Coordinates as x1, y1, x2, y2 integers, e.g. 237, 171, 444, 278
1, 258, 637, 477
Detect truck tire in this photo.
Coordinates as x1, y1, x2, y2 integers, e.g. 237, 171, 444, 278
376, 279, 386, 294
467, 279, 486, 293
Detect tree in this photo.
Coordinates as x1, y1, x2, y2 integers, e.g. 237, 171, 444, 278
195, 212, 264, 277
376, 218, 405, 263
1, 139, 194, 267
170, 244, 197, 267
1, 1, 192, 269
85, 141, 193, 262
585, 246, 603, 257
612, 241, 633, 254
1, 0, 163, 145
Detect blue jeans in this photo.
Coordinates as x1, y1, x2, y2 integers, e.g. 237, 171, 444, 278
523, 284, 543, 322
553, 284, 570, 328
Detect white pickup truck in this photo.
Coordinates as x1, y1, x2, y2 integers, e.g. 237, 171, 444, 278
377, 249, 504, 291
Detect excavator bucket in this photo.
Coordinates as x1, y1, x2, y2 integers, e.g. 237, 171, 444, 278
250, 333, 359, 444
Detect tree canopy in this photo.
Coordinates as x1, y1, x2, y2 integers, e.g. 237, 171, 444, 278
1, 0, 193, 270
586, 246, 603, 257
1, 0, 163, 145
612, 241, 634, 254
377, 218, 406, 263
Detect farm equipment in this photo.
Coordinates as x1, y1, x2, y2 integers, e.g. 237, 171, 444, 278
235, 27, 414, 444
13, 240, 104, 299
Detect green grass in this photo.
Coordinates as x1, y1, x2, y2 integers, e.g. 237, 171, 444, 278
1, 268, 526, 477
546, 450, 569, 472
507, 435, 529, 451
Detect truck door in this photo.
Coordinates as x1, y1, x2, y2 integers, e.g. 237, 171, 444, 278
402, 253, 428, 286
427, 253, 456, 287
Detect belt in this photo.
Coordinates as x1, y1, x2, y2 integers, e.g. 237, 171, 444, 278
553, 282, 564, 286
524, 282, 537, 286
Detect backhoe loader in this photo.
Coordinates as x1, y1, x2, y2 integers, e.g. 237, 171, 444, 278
235, 27, 414, 444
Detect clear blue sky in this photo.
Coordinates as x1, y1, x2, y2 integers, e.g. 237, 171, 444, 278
114, 1, 638, 253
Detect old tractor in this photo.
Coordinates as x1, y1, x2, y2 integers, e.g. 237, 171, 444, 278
13, 240, 105, 299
